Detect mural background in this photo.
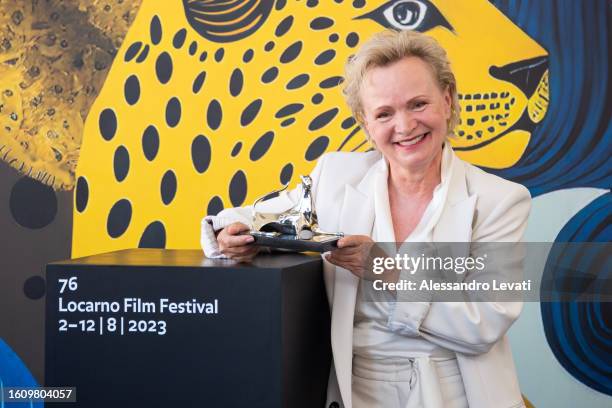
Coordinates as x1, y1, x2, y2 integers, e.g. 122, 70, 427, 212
0, 1, 609, 406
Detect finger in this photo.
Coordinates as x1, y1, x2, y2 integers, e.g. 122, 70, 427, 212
331, 246, 360, 255
330, 255, 362, 267
329, 249, 363, 262
336, 246, 364, 256
221, 233, 254, 248
337, 237, 358, 248
337, 235, 370, 249
325, 253, 341, 266
226, 222, 251, 236
223, 245, 259, 257
325, 257, 345, 270
326, 253, 356, 268
325, 255, 363, 277
235, 246, 260, 257
232, 248, 260, 262
328, 247, 361, 258
329, 250, 368, 269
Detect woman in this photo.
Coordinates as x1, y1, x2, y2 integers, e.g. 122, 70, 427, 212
201, 30, 530, 408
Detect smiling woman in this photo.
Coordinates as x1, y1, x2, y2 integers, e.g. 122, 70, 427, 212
342, 31, 459, 243
203, 30, 532, 408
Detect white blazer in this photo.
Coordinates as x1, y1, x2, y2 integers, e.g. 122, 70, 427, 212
202, 148, 531, 408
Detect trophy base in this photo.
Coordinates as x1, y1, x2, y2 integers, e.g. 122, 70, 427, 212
248, 232, 340, 253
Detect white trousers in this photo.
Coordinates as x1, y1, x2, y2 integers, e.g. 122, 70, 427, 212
352, 355, 468, 408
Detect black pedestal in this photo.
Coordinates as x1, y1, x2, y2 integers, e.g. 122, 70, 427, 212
45, 249, 331, 408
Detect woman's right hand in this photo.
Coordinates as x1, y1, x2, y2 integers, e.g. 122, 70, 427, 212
217, 222, 260, 262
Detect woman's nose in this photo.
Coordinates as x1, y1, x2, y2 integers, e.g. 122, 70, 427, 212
395, 113, 417, 135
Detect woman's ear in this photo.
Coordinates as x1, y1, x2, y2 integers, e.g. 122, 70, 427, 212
443, 86, 452, 120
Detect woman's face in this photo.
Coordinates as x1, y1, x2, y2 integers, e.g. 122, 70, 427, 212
360, 56, 451, 174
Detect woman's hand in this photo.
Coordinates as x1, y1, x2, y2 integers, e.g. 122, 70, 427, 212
325, 235, 400, 285
217, 222, 260, 262
325, 235, 378, 279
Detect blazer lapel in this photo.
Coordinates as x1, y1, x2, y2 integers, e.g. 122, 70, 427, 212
433, 154, 478, 245
331, 165, 378, 408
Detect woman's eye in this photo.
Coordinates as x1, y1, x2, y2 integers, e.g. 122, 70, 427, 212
357, 0, 453, 33
376, 112, 390, 119
414, 101, 427, 109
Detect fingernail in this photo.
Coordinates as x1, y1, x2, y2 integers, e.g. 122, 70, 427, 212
245, 236, 254, 243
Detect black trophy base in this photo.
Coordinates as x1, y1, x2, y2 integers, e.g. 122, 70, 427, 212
249, 232, 340, 252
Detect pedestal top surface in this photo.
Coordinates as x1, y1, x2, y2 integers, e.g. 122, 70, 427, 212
50, 248, 321, 269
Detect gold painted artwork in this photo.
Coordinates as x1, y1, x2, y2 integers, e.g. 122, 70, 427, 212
13, 0, 547, 257
0, 0, 142, 189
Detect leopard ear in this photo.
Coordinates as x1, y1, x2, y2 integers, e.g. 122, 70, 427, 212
183, 1, 274, 43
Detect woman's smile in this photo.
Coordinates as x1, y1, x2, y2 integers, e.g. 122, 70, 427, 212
393, 131, 431, 149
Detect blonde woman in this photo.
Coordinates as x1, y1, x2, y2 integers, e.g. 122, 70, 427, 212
202, 30, 530, 408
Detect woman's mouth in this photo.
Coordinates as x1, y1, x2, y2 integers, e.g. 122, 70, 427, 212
394, 132, 430, 147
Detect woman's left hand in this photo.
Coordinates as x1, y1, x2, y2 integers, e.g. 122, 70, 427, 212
325, 235, 377, 280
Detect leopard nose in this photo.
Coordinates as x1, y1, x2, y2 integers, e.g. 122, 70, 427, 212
489, 56, 548, 97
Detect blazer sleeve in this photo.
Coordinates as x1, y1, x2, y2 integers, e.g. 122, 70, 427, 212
200, 155, 327, 258
387, 183, 531, 355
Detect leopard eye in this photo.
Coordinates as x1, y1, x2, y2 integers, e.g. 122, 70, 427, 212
357, 0, 453, 33
385, 0, 426, 30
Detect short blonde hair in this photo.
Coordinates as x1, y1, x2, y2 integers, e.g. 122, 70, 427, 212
342, 30, 460, 135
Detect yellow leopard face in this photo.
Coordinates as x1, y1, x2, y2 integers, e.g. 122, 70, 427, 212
426, 1, 549, 168
72, 0, 549, 256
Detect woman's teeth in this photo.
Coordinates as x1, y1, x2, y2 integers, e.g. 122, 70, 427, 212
397, 132, 428, 146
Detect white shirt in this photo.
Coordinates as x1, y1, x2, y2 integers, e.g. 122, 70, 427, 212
353, 144, 455, 359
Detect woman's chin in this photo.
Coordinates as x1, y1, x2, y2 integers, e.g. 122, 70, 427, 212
385, 133, 443, 171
